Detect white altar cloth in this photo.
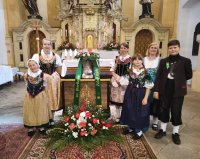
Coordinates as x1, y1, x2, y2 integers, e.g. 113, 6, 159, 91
0, 65, 13, 85
61, 59, 115, 77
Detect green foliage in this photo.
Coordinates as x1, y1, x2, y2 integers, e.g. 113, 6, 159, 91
74, 52, 100, 61
47, 105, 123, 151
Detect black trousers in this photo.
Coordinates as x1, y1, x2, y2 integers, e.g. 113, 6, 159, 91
159, 79, 184, 126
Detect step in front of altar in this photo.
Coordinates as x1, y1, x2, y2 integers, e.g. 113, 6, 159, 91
61, 72, 112, 109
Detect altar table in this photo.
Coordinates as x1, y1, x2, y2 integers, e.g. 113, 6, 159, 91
61, 70, 112, 109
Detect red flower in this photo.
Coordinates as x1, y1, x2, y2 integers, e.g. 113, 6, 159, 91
69, 123, 75, 130
92, 118, 98, 124
79, 121, 86, 128
105, 123, 112, 128
91, 129, 97, 136
75, 112, 80, 118
88, 48, 92, 54
101, 121, 105, 125
85, 111, 91, 118
79, 50, 83, 54
80, 131, 87, 136
64, 116, 70, 122
79, 106, 86, 112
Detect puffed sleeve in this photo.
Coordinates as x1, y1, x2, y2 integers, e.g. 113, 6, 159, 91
110, 63, 117, 72
55, 54, 62, 67
144, 74, 154, 89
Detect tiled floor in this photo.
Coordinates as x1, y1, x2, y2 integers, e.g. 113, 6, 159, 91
0, 81, 200, 159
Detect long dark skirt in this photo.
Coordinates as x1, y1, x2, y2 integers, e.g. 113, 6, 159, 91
120, 85, 150, 130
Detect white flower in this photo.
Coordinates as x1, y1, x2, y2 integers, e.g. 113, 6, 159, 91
88, 123, 92, 126
65, 123, 69, 126
80, 112, 86, 118
72, 132, 78, 138
103, 126, 108, 130
64, 130, 67, 133
71, 115, 76, 121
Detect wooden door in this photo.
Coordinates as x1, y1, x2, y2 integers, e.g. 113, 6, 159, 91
29, 30, 46, 58
134, 29, 153, 57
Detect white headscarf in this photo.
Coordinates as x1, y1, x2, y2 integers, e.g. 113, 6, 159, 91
27, 59, 42, 78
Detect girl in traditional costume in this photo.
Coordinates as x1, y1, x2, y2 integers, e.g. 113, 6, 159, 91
120, 54, 154, 140
32, 38, 62, 125
109, 43, 131, 122
23, 59, 53, 136
143, 43, 161, 131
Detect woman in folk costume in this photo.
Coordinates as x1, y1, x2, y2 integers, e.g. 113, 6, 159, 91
109, 42, 131, 122
32, 38, 62, 125
120, 54, 154, 140
143, 43, 161, 131
23, 59, 53, 136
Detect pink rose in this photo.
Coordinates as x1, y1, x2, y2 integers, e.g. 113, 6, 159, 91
69, 123, 75, 130
80, 131, 87, 136
64, 116, 70, 122
92, 118, 98, 124
85, 111, 91, 118
79, 122, 86, 128
91, 129, 97, 136
105, 123, 112, 128
75, 112, 80, 118
79, 106, 86, 112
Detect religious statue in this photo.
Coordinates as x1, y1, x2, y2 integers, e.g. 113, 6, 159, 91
21, 0, 42, 19
104, 0, 112, 10
139, 0, 154, 19
68, 0, 74, 14
82, 60, 93, 79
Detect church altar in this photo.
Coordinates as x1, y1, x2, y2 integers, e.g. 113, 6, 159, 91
60, 50, 117, 109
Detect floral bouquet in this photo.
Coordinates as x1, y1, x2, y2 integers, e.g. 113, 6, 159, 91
74, 49, 100, 61
47, 102, 122, 151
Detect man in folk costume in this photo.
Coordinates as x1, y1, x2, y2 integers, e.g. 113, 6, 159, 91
32, 38, 62, 125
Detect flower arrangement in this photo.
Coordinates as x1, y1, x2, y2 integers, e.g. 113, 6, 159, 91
57, 41, 75, 51
74, 50, 100, 61
47, 102, 122, 151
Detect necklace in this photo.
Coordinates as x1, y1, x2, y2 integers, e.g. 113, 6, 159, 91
39, 54, 56, 64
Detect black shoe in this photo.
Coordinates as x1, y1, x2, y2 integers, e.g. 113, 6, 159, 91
39, 129, 47, 135
133, 133, 143, 140
155, 129, 166, 139
28, 131, 35, 137
152, 124, 158, 131
172, 133, 181, 145
123, 129, 133, 135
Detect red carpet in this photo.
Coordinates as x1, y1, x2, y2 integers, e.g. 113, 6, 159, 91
0, 124, 31, 159
19, 132, 157, 159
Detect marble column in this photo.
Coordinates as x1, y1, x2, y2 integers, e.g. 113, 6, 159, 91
192, 34, 200, 92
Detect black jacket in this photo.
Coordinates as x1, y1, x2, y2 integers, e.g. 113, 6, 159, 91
154, 54, 192, 97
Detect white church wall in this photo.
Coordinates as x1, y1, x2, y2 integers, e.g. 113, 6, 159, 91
177, 0, 200, 69
0, 0, 8, 65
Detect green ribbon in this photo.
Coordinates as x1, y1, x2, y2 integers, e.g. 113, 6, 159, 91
73, 59, 82, 108
92, 60, 102, 106
73, 59, 102, 107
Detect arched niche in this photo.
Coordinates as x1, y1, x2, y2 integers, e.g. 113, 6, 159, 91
122, 18, 170, 57
13, 19, 61, 68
